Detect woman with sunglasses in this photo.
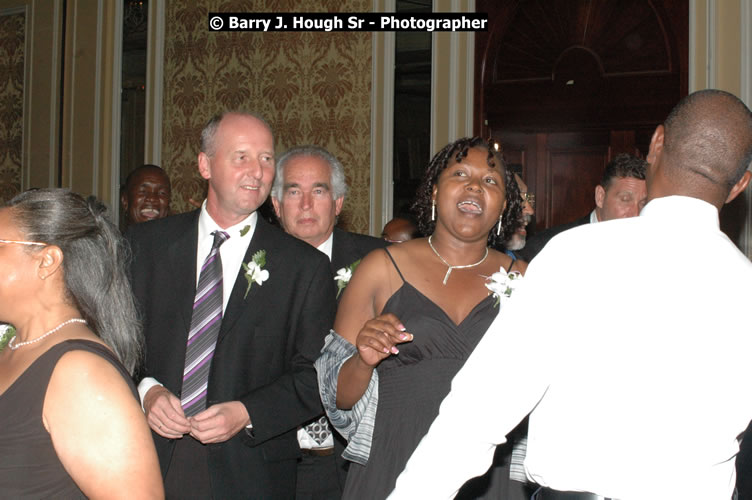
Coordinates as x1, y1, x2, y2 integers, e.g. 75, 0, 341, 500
0, 189, 163, 498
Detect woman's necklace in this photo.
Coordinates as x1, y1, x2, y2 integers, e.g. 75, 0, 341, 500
8, 318, 87, 350
427, 235, 489, 285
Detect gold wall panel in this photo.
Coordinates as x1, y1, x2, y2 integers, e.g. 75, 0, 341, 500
0, 11, 23, 203
162, 0, 372, 232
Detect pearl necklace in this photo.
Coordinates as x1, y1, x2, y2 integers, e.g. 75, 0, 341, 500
427, 235, 489, 285
8, 318, 88, 350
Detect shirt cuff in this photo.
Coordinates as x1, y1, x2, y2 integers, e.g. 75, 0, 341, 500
137, 377, 163, 412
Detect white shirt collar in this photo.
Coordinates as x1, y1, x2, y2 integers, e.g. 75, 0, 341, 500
196, 201, 258, 312
589, 209, 599, 224
640, 195, 719, 227
198, 200, 258, 241
316, 231, 334, 261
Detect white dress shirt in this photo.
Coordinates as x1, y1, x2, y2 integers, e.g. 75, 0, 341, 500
295, 231, 336, 450
391, 196, 752, 499
138, 203, 258, 404
195, 203, 258, 312
589, 208, 599, 224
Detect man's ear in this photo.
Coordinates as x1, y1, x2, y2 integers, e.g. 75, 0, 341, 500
38, 245, 64, 281
120, 190, 129, 211
198, 152, 211, 180
725, 170, 752, 204
647, 124, 665, 166
595, 185, 605, 209
271, 196, 282, 219
334, 196, 345, 217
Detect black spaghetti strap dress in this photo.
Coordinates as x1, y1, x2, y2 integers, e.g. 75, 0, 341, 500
0, 339, 138, 499
342, 249, 512, 499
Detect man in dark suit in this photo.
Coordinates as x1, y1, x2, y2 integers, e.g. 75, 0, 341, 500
271, 145, 387, 499
128, 112, 336, 498
519, 153, 647, 261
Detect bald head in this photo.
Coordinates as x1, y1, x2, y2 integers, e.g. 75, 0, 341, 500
647, 90, 752, 208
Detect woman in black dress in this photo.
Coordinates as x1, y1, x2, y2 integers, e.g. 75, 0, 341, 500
318, 137, 528, 499
0, 189, 163, 498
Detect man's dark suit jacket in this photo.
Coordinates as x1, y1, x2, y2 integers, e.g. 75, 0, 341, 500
299, 227, 387, 495
330, 227, 388, 277
127, 210, 336, 499
518, 214, 590, 262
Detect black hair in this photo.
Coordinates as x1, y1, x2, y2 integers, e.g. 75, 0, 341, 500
411, 137, 522, 247
663, 89, 752, 189
8, 189, 142, 374
123, 164, 170, 191
601, 154, 647, 189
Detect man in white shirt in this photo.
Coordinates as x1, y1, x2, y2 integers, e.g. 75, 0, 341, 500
271, 145, 386, 499
519, 154, 648, 261
390, 90, 752, 499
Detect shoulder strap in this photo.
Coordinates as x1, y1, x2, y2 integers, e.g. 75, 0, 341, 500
52, 340, 138, 399
383, 248, 406, 283
506, 256, 516, 273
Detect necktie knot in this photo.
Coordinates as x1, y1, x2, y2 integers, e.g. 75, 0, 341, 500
212, 230, 230, 250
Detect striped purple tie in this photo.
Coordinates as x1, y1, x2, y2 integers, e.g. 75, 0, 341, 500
181, 230, 229, 417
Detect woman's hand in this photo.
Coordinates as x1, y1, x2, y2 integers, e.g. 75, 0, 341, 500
355, 313, 413, 367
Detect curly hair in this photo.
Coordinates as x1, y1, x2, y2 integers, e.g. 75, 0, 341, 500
411, 137, 522, 247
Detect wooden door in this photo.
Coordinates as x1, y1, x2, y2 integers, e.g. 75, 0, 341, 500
476, 0, 688, 233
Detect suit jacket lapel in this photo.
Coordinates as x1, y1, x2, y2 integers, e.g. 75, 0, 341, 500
219, 216, 270, 340
165, 211, 200, 335
330, 228, 356, 274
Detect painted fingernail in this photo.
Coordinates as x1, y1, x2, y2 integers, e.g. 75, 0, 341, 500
383, 347, 390, 353
400, 333, 409, 340
398, 324, 406, 331
391, 346, 399, 354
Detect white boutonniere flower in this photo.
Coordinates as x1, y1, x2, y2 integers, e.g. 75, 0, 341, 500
334, 259, 361, 298
0, 324, 16, 351
242, 250, 269, 298
485, 267, 523, 307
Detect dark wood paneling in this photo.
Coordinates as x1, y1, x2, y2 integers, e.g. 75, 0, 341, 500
477, 0, 687, 232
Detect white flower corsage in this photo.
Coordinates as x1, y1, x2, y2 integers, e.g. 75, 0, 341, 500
334, 259, 361, 298
242, 250, 269, 298
0, 324, 15, 351
485, 267, 522, 307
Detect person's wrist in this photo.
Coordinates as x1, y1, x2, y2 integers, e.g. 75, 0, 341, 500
143, 385, 167, 413
353, 351, 377, 371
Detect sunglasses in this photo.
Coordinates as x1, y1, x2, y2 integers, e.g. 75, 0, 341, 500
520, 192, 536, 208
0, 238, 46, 247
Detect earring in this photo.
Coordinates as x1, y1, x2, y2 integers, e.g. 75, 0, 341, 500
431, 200, 436, 221
496, 213, 503, 236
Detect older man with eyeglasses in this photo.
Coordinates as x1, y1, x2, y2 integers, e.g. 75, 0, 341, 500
500, 173, 536, 260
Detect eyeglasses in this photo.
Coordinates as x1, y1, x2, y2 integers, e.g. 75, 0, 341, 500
0, 238, 46, 247
520, 192, 536, 208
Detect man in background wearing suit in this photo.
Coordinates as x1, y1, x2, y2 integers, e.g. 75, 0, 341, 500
519, 154, 647, 261
271, 145, 386, 499
128, 112, 336, 498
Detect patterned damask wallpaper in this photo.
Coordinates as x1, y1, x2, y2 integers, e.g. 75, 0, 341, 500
0, 13, 24, 204
163, 0, 372, 232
